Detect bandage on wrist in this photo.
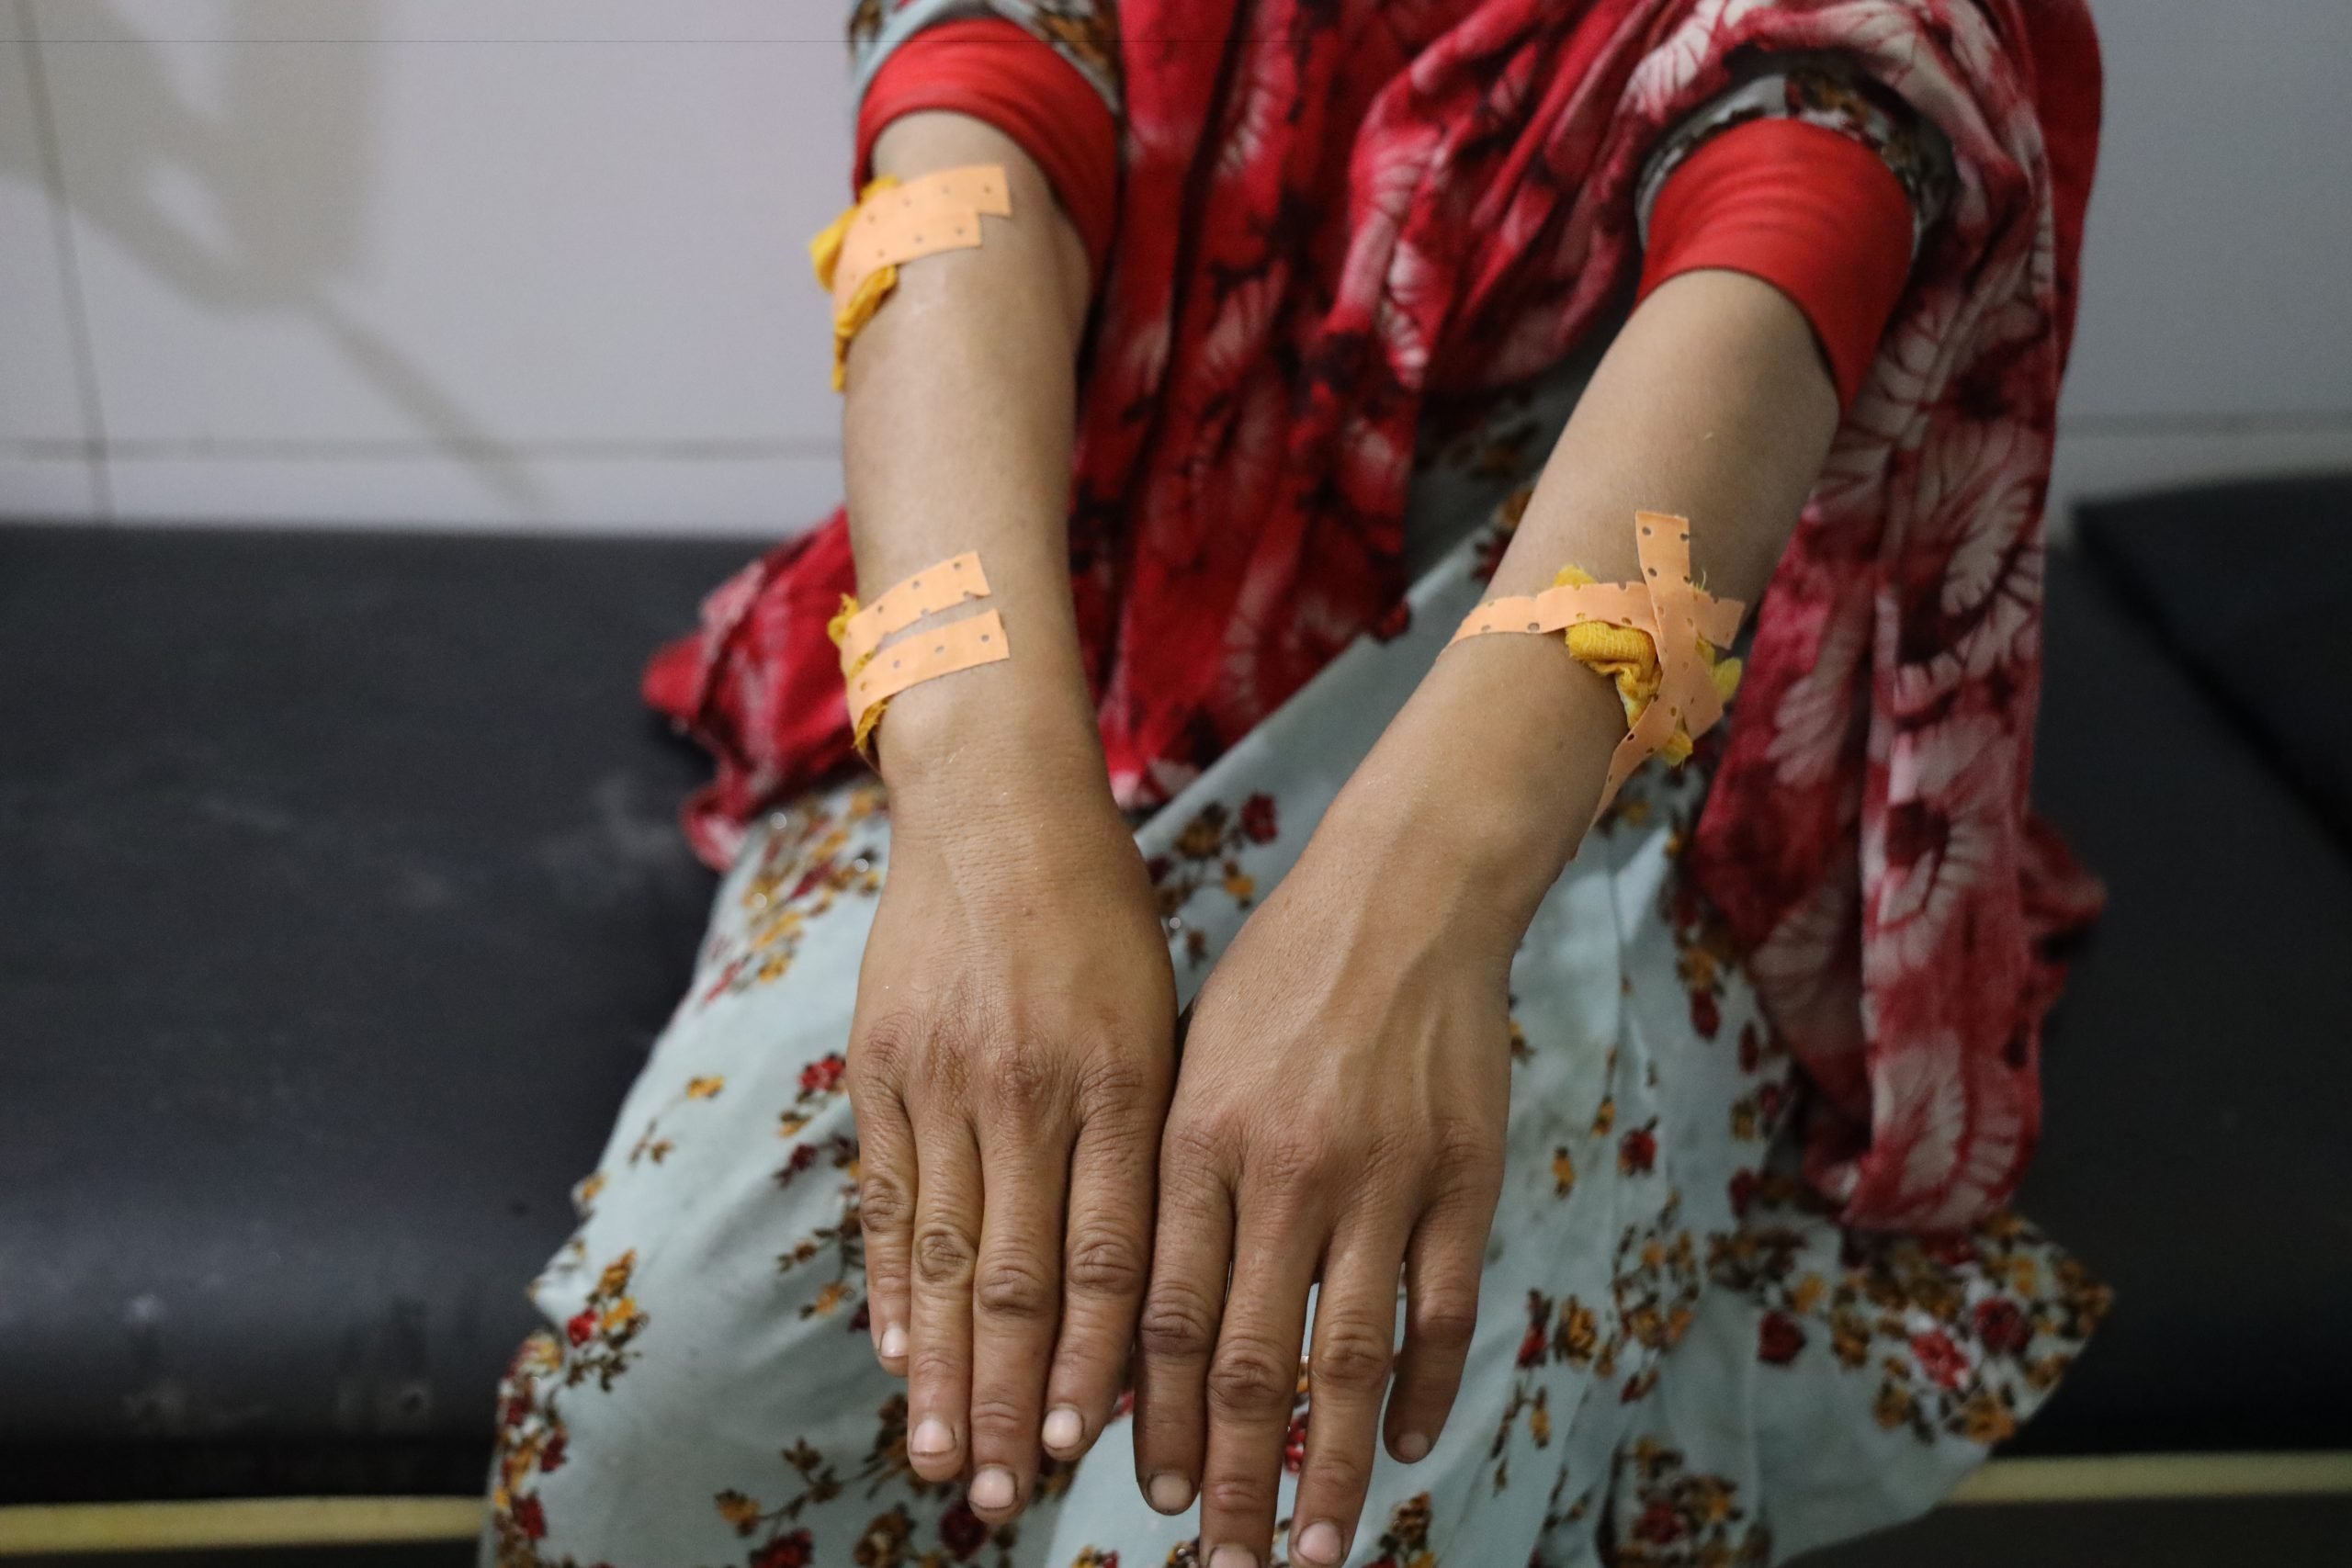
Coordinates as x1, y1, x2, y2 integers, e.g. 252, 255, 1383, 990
1449, 512, 1746, 818
808, 164, 1012, 390
829, 552, 1012, 760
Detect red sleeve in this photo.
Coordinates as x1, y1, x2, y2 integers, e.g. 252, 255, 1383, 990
1637, 118, 1916, 411
855, 17, 1119, 285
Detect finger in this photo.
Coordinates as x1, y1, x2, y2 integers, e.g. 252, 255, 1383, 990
1383, 1191, 1493, 1465
1042, 1085, 1160, 1463
1197, 1195, 1321, 1568
1288, 1224, 1407, 1568
1132, 1126, 1234, 1518
848, 1077, 918, 1374
964, 1099, 1075, 1525
904, 1111, 983, 1484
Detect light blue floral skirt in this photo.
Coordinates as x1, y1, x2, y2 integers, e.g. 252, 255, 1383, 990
483, 515, 2103, 1568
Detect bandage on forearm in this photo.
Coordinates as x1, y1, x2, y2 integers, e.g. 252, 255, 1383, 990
1449, 512, 1746, 817
830, 552, 1012, 759
808, 164, 1012, 390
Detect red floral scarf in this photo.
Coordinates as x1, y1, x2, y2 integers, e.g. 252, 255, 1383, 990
644, 0, 2105, 1231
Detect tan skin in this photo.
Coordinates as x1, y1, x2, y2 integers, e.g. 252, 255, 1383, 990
842, 113, 1840, 1568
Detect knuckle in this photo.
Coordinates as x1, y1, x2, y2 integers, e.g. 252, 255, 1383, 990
981, 1040, 1065, 1117
1076, 1052, 1153, 1108
907, 1345, 964, 1391
1410, 1294, 1481, 1352
1254, 1134, 1324, 1193
1304, 1446, 1371, 1501
973, 1254, 1057, 1323
966, 1393, 1030, 1445
1202, 1472, 1271, 1517
857, 1172, 911, 1235
1311, 1322, 1394, 1390
913, 1222, 977, 1288
1159, 1114, 1229, 1176
1136, 1289, 1220, 1363
850, 1011, 919, 1079
1206, 1340, 1298, 1416
1065, 1228, 1148, 1300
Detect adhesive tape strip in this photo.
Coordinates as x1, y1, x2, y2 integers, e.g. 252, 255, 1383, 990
1445, 511, 1747, 819
1447, 581, 1654, 644
1597, 512, 1738, 812
843, 607, 1011, 719
837, 552, 991, 676
831, 164, 1012, 318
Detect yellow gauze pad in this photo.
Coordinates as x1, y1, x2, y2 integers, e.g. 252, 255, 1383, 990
830, 164, 1011, 320
1450, 512, 1745, 817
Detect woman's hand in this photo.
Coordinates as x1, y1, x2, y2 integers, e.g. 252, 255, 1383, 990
847, 693, 1176, 1527
1132, 636, 1615, 1568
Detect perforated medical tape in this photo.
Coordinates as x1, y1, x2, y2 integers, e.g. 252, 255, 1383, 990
829, 164, 1012, 319
842, 606, 1011, 719
1450, 511, 1745, 814
834, 551, 991, 676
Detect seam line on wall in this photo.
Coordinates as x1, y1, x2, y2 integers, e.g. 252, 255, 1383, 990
15, 0, 112, 519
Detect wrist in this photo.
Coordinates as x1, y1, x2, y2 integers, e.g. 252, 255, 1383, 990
872, 655, 1115, 825
1328, 633, 1628, 930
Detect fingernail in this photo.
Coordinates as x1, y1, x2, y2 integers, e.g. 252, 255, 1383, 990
1042, 1404, 1084, 1452
1294, 1521, 1344, 1565
878, 1324, 907, 1359
910, 1417, 955, 1458
969, 1465, 1016, 1512
1146, 1472, 1194, 1514
1207, 1546, 1258, 1568
1393, 1430, 1430, 1462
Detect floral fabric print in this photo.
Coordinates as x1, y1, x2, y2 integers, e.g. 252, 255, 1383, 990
1634, 51, 1957, 251
849, 0, 1121, 115
485, 449, 2101, 1566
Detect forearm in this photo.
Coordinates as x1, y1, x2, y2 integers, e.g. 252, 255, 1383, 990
841, 112, 1103, 809
1335, 270, 1840, 933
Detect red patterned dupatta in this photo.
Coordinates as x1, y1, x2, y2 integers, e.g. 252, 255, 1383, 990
643, 0, 2105, 1231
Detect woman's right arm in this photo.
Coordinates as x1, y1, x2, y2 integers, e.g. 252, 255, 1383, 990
840, 110, 1177, 1529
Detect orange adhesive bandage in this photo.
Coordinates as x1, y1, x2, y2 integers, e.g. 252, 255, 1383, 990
1449, 512, 1746, 818
830, 554, 1011, 760
808, 164, 1012, 389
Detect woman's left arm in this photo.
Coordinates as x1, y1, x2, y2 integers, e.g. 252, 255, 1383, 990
1132, 266, 1838, 1568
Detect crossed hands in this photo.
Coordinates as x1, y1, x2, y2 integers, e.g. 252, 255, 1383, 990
846, 701, 1531, 1568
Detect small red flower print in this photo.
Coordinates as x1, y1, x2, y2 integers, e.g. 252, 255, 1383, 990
1758, 1311, 1806, 1366
1633, 1498, 1684, 1545
1727, 1168, 1758, 1218
751, 1529, 814, 1568
1517, 1322, 1548, 1369
1283, 1410, 1308, 1472
1690, 989, 1721, 1038
1737, 1022, 1761, 1073
1370, 599, 1414, 642
939, 1498, 988, 1559
1973, 1298, 2031, 1357
538, 1433, 567, 1473
1238, 792, 1279, 844
510, 1494, 548, 1541
1618, 1123, 1658, 1176
1912, 1329, 1970, 1390
799, 1054, 845, 1097
565, 1308, 596, 1348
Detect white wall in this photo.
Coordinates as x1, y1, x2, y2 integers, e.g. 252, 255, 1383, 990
2, 0, 2347, 534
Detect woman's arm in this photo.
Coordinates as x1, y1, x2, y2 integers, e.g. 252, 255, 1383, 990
1132, 268, 1839, 1568
842, 111, 1177, 1528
